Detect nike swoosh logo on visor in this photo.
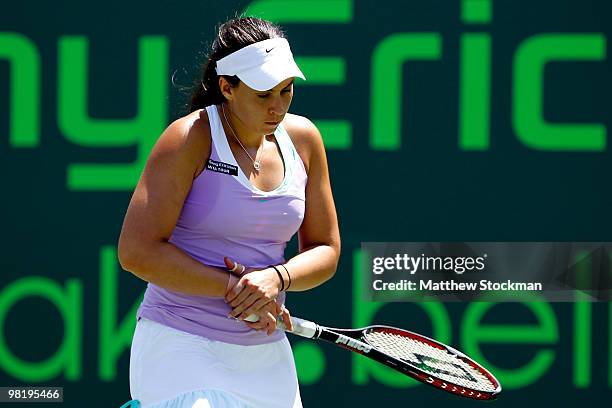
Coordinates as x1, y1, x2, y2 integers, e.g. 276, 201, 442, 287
265, 48, 274, 53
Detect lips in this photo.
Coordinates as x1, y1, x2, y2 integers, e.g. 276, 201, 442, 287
265, 121, 280, 126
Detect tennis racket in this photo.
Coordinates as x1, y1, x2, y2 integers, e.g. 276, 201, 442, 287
273, 315, 502, 400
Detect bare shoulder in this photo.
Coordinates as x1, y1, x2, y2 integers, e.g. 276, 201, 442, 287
152, 109, 211, 178
282, 113, 325, 173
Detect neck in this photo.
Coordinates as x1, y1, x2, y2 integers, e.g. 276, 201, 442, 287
220, 103, 264, 149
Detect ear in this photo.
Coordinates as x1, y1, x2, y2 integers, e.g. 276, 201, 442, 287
218, 77, 235, 101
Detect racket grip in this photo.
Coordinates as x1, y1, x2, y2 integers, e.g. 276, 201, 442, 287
243, 314, 318, 338
278, 316, 318, 338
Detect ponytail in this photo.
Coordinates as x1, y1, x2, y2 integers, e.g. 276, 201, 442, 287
188, 60, 239, 112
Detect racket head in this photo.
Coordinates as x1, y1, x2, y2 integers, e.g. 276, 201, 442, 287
359, 325, 502, 400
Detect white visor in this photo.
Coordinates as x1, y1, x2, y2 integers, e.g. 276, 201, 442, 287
215, 38, 306, 91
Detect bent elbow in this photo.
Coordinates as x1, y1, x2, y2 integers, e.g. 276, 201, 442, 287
117, 236, 145, 274
117, 244, 136, 273
333, 241, 341, 265
326, 243, 341, 280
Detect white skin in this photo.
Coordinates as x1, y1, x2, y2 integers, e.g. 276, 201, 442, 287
118, 75, 340, 335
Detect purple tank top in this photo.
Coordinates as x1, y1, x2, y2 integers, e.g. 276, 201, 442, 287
137, 105, 307, 345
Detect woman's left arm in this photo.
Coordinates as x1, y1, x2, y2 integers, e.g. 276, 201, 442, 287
282, 116, 341, 290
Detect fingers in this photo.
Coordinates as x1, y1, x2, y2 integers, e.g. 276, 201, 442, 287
224, 257, 246, 275
244, 308, 290, 335
224, 272, 250, 304
224, 256, 235, 271
224, 278, 245, 304
243, 312, 277, 335
225, 274, 276, 310
235, 302, 282, 335
227, 281, 273, 313
228, 292, 261, 318
230, 293, 279, 320
225, 273, 239, 297
236, 296, 279, 320
281, 306, 293, 331
224, 258, 252, 305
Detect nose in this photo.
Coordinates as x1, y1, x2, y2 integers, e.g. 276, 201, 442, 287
268, 95, 286, 117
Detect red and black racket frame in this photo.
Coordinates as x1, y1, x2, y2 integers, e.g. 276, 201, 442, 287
311, 324, 502, 401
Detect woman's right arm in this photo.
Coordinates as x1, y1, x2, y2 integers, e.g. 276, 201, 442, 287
117, 112, 230, 296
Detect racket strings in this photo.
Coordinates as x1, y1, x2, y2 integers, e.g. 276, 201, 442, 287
363, 331, 497, 392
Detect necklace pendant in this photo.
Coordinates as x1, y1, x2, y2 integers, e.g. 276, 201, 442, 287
254, 161, 261, 171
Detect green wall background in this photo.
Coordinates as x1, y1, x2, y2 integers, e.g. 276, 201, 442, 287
1, 0, 611, 406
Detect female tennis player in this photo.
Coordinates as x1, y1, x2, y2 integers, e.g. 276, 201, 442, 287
118, 16, 340, 408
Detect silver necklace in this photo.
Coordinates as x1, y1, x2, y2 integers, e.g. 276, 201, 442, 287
221, 104, 265, 171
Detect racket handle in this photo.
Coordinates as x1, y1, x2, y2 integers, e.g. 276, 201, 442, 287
278, 316, 318, 339
243, 314, 318, 338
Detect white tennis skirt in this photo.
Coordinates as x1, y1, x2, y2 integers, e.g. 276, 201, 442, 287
130, 318, 303, 408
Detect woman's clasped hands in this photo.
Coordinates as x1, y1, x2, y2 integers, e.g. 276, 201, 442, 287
223, 257, 293, 335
